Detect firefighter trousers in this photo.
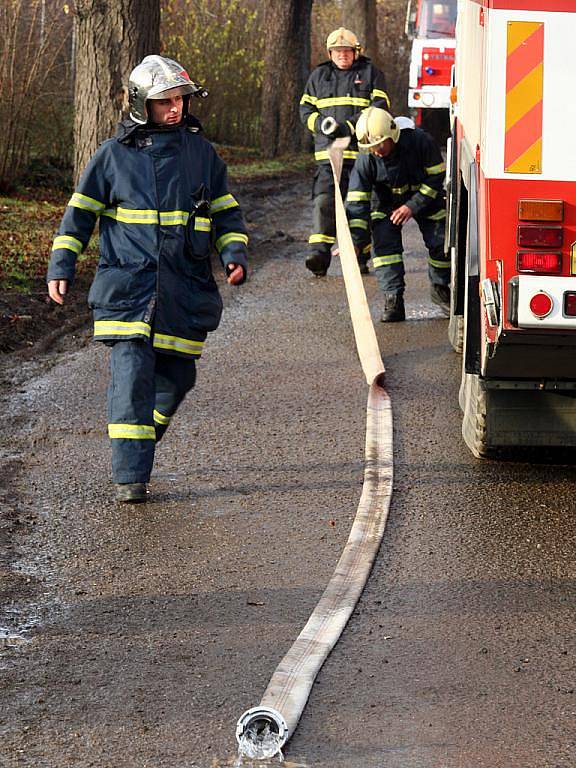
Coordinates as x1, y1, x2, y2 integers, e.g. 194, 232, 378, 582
371, 211, 450, 294
307, 163, 352, 273
108, 339, 197, 483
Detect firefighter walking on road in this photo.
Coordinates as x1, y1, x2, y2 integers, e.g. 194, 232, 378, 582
47, 55, 248, 503
299, 28, 390, 277
345, 107, 450, 321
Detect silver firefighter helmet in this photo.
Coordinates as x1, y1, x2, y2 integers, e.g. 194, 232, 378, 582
128, 55, 205, 124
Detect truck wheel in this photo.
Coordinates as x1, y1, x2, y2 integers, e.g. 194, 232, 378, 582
459, 370, 491, 458
448, 312, 464, 354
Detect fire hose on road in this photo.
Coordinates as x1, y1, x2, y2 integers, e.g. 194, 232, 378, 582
236, 138, 394, 760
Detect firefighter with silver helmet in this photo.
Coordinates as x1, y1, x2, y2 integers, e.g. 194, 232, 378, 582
345, 106, 450, 322
299, 28, 390, 277
47, 55, 248, 503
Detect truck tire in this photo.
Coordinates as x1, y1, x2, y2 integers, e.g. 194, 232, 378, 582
459, 370, 490, 457
448, 309, 464, 353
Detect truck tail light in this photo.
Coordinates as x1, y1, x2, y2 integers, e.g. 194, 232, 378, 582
529, 292, 553, 318
564, 292, 576, 317
518, 199, 564, 222
517, 251, 562, 274
517, 225, 563, 248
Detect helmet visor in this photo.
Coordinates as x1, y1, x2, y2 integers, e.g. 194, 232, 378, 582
147, 84, 195, 100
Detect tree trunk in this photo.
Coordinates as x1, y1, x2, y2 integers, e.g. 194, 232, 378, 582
260, 0, 313, 158
341, 0, 380, 66
73, 0, 160, 182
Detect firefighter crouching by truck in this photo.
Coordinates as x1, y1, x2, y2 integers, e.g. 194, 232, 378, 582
345, 106, 450, 321
299, 27, 390, 277
46, 55, 248, 504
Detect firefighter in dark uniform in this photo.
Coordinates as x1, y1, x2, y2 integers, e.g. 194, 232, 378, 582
299, 27, 390, 277
345, 107, 450, 321
47, 55, 248, 503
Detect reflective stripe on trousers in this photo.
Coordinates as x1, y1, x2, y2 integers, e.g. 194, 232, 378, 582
370, 212, 449, 294
108, 340, 197, 483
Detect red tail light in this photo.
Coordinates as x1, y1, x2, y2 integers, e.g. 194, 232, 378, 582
517, 251, 562, 274
529, 292, 553, 318
517, 225, 563, 248
564, 292, 576, 317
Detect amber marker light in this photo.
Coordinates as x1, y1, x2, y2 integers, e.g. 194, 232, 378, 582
518, 199, 564, 222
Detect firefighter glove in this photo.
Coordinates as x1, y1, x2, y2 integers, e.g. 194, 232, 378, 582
320, 116, 352, 139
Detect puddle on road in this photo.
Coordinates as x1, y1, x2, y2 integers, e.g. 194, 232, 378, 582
406, 302, 448, 321
209, 759, 307, 768
0, 627, 31, 648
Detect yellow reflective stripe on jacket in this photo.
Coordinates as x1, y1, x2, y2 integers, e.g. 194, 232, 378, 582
300, 93, 318, 106
309, 234, 336, 244
420, 184, 439, 198
210, 194, 239, 214
315, 149, 358, 161
371, 211, 388, 220
215, 232, 248, 253
316, 96, 370, 109
362, 243, 371, 255
371, 88, 390, 105
94, 320, 151, 337
194, 217, 211, 232
392, 184, 410, 195
373, 254, 403, 268
102, 207, 158, 224
347, 190, 371, 202
69, 192, 106, 214
102, 207, 196, 225
307, 112, 319, 132
427, 209, 446, 221
425, 161, 446, 175
349, 218, 369, 230
153, 409, 171, 426
52, 235, 83, 254
108, 423, 156, 440
153, 333, 204, 356
160, 210, 189, 225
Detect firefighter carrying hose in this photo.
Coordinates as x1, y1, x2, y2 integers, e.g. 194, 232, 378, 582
345, 107, 450, 321
46, 55, 248, 503
299, 28, 390, 277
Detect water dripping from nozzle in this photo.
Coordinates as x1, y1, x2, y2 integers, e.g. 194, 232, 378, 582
235, 720, 284, 764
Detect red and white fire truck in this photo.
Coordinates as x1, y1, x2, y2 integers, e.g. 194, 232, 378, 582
405, 0, 457, 118
446, 0, 576, 456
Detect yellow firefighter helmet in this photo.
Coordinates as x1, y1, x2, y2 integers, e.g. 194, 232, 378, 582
326, 27, 362, 56
356, 107, 400, 150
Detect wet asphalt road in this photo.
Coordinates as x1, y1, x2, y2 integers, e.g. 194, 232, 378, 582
0, 175, 574, 768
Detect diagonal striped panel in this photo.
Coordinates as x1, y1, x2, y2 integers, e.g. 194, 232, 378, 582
504, 21, 544, 174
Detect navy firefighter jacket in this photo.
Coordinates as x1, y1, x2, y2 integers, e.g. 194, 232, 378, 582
299, 56, 390, 166
345, 126, 446, 251
47, 118, 249, 359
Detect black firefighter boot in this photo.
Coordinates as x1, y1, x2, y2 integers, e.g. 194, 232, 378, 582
381, 293, 406, 323
115, 483, 149, 503
430, 283, 451, 316
305, 251, 331, 277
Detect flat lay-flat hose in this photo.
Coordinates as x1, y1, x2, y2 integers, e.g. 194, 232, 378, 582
236, 137, 393, 758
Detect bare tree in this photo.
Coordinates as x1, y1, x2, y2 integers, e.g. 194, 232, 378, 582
0, 0, 71, 191
341, 0, 380, 65
73, 0, 160, 181
260, 0, 313, 158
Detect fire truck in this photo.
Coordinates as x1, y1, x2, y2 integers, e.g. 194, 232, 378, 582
446, 0, 576, 456
405, 0, 457, 120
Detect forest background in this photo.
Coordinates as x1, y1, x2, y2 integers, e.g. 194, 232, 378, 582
0, 0, 410, 193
